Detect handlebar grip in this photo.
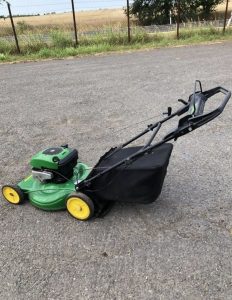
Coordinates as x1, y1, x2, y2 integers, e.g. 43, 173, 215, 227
218, 87, 231, 110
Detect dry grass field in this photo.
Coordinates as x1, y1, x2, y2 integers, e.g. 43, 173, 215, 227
0, 2, 231, 33
0, 9, 126, 31
0, 3, 232, 60
217, 1, 232, 12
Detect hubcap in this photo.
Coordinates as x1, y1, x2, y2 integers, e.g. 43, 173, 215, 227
2, 187, 20, 204
67, 197, 90, 220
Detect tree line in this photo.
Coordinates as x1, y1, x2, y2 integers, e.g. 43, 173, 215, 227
129, 0, 224, 25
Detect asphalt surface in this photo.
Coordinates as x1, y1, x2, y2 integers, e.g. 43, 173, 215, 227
0, 42, 232, 300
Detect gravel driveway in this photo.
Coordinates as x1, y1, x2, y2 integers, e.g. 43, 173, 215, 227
0, 42, 232, 300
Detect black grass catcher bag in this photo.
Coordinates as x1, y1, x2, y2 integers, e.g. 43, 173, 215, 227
81, 143, 173, 204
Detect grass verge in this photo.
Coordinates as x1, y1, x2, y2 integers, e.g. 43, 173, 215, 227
0, 27, 232, 63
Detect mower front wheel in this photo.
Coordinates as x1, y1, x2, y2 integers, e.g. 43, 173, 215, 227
66, 192, 94, 221
2, 185, 25, 205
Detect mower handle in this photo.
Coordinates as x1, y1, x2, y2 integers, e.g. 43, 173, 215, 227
76, 82, 230, 191
164, 86, 231, 140
189, 86, 231, 122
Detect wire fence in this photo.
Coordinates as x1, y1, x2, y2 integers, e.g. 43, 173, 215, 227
143, 19, 232, 33
0, 0, 232, 53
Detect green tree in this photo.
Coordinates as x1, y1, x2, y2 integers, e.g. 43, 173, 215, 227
129, 0, 224, 25
130, 0, 172, 26
196, 0, 224, 20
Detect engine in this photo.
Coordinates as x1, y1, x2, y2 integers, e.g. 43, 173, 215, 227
30, 145, 78, 183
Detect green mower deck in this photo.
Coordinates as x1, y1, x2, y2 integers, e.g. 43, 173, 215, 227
18, 162, 90, 211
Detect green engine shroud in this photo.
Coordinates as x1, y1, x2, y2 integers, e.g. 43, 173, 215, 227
30, 147, 74, 170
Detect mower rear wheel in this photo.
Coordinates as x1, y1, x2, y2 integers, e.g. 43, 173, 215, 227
66, 192, 94, 221
2, 185, 25, 205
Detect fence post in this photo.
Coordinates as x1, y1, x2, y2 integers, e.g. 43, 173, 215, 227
176, 0, 180, 39
71, 0, 78, 47
126, 0, 131, 43
223, 0, 229, 34
6, 1, 20, 53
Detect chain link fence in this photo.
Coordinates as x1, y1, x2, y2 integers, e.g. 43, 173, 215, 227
0, 0, 231, 53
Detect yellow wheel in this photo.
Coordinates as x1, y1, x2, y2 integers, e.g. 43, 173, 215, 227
2, 185, 25, 205
66, 192, 94, 221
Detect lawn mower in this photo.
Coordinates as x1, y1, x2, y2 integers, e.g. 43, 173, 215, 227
2, 81, 231, 221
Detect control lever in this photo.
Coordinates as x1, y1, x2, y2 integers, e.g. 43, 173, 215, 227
163, 107, 172, 116
178, 99, 188, 105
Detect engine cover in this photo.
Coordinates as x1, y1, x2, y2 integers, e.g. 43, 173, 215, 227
30, 146, 78, 183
